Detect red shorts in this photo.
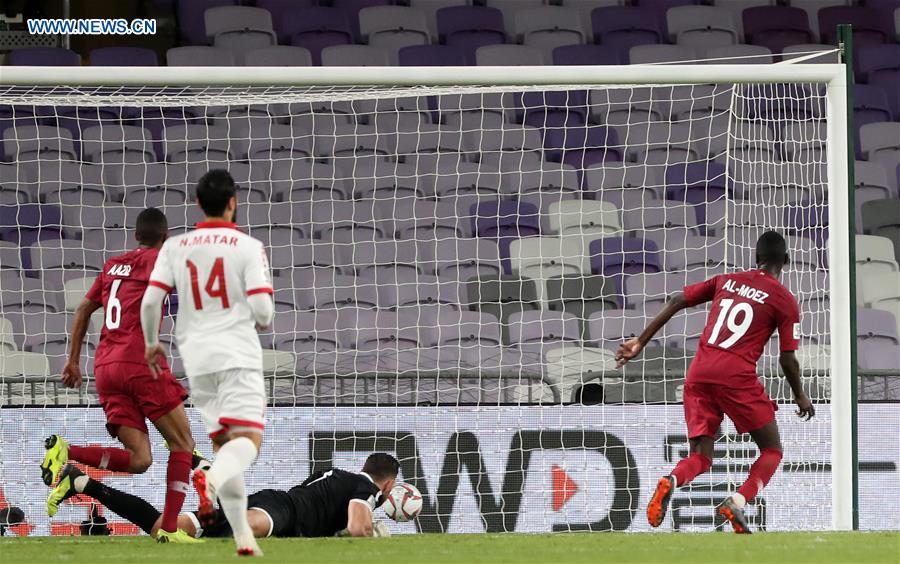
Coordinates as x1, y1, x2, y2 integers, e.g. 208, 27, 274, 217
94, 362, 188, 438
683, 380, 777, 438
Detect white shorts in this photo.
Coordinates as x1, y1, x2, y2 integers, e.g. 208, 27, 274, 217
188, 368, 266, 439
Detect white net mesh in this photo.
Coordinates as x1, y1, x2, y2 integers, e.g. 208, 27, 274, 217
0, 80, 850, 535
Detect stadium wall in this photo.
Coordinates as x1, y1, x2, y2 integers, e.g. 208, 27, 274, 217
2, 404, 897, 535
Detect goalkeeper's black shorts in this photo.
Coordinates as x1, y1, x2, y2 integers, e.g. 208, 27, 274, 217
197, 488, 298, 538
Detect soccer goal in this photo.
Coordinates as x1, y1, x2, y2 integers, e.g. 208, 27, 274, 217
0, 59, 861, 536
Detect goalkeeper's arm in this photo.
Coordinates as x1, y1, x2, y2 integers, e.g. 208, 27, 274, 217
615, 292, 690, 367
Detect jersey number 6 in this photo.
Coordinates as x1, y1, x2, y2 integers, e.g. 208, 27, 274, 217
186, 258, 230, 310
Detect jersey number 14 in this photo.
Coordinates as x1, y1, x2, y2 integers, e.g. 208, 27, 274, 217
708, 298, 754, 349
186, 258, 230, 310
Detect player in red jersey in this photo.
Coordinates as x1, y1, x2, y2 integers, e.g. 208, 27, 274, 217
40, 208, 200, 544
616, 231, 815, 534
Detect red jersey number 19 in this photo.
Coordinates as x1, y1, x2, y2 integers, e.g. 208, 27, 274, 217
708, 298, 754, 349
186, 258, 230, 310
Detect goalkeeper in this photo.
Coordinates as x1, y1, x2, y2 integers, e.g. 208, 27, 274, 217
52, 453, 399, 539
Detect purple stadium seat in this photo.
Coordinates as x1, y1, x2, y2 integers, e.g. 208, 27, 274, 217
858, 307, 899, 346
178, 0, 238, 45
819, 7, 889, 47
398, 45, 467, 66
543, 125, 621, 169
257, 0, 317, 34
552, 45, 621, 66
591, 7, 663, 61
472, 199, 540, 272
437, 6, 506, 65
623, 271, 688, 311
859, 45, 900, 119
743, 7, 814, 55
855, 84, 893, 157
0, 204, 62, 269
518, 90, 588, 129
89, 47, 158, 66
665, 161, 727, 227
9, 47, 80, 66
634, 0, 698, 34
285, 7, 354, 66
588, 237, 661, 276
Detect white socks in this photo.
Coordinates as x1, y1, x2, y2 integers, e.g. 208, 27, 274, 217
206, 436, 258, 494
218, 473, 253, 542
732, 492, 747, 509
206, 437, 259, 548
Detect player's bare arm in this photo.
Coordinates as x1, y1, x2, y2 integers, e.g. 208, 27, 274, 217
779, 350, 815, 420
616, 292, 690, 367
139, 285, 169, 379
61, 298, 102, 388
346, 501, 375, 537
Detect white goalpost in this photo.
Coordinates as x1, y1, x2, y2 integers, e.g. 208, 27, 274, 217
0, 63, 854, 534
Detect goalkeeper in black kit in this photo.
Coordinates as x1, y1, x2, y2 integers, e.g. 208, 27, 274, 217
51, 453, 399, 539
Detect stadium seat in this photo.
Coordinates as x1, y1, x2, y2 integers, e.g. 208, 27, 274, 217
543, 125, 620, 169
858, 341, 900, 370
629, 44, 699, 65
860, 123, 900, 187
788, 0, 849, 37
857, 271, 900, 337
515, 6, 586, 62
582, 164, 666, 208
242, 46, 313, 67
359, 6, 430, 64
586, 309, 661, 351
320, 45, 391, 67
285, 7, 354, 65
178, 0, 237, 44
465, 275, 540, 341
667, 6, 739, 56
546, 274, 619, 338
546, 200, 621, 238
0, 316, 15, 352
29, 241, 104, 288
592, 7, 664, 61
89, 47, 158, 66
589, 237, 662, 276
0, 277, 60, 312
398, 45, 467, 66
861, 199, 900, 262
0, 240, 22, 271
0, 203, 62, 249
552, 45, 621, 66
437, 6, 507, 65
475, 45, 544, 66
420, 238, 503, 281
81, 125, 154, 164
855, 161, 894, 227
819, 6, 889, 47
509, 237, 584, 294
485, 0, 544, 37
0, 164, 31, 205
3, 125, 77, 162
8, 47, 80, 66
162, 124, 232, 163
62, 276, 97, 312
166, 46, 236, 66
858, 307, 900, 347
507, 310, 581, 357
0, 351, 50, 379
743, 6, 813, 55
858, 45, 900, 120
204, 6, 276, 58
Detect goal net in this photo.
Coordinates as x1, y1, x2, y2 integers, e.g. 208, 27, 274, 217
0, 65, 859, 535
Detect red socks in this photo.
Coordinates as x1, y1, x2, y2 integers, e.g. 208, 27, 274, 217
671, 452, 712, 487
738, 448, 783, 502
160, 450, 193, 533
68, 445, 131, 472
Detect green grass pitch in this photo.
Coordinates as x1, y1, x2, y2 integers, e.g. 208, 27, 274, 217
1, 532, 898, 564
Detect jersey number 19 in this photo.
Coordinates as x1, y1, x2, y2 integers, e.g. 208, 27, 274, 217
708, 298, 754, 349
186, 258, 230, 310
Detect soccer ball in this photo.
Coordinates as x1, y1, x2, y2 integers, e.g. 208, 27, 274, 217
382, 483, 422, 522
